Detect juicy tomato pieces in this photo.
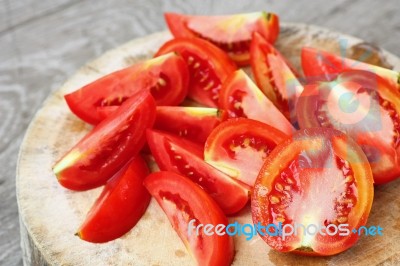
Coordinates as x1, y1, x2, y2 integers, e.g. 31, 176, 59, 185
297, 70, 400, 184
155, 37, 236, 107
250, 33, 304, 122
144, 171, 234, 266
154, 106, 226, 144
65, 53, 188, 125
53, 91, 156, 191
77, 155, 151, 243
165, 12, 279, 65
146, 129, 250, 215
219, 69, 294, 135
252, 128, 374, 256
204, 118, 288, 187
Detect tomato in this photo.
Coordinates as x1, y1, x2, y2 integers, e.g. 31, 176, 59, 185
65, 53, 188, 124
77, 155, 150, 243
301, 46, 400, 89
146, 129, 250, 215
53, 91, 156, 191
144, 171, 234, 266
165, 12, 279, 65
155, 38, 236, 107
204, 118, 287, 187
297, 70, 400, 184
252, 128, 374, 255
250, 32, 304, 122
219, 69, 294, 135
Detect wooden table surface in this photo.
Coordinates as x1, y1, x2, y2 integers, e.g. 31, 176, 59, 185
1, 1, 399, 265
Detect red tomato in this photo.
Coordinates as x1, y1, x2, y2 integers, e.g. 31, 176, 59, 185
252, 128, 374, 255
250, 33, 304, 122
297, 70, 400, 184
204, 118, 288, 187
77, 155, 151, 243
144, 171, 234, 266
53, 91, 156, 191
165, 12, 279, 65
146, 129, 250, 215
155, 38, 236, 107
65, 53, 188, 124
219, 69, 294, 135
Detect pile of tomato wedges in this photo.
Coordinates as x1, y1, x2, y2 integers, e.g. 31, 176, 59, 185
53, 11, 400, 265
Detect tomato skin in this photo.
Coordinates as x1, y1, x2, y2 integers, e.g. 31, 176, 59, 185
155, 38, 236, 107
53, 91, 156, 191
144, 171, 234, 266
146, 129, 250, 215
65, 53, 188, 125
252, 128, 374, 256
77, 155, 150, 243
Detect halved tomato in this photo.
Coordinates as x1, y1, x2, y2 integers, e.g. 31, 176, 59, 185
53, 91, 156, 190
219, 69, 294, 135
144, 171, 234, 266
165, 12, 279, 65
146, 129, 250, 215
77, 155, 150, 243
155, 38, 236, 107
252, 128, 374, 255
250, 32, 304, 122
204, 118, 287, 187
65, 53, 188, 124
301, 46, 400, 89
297, 70, 400, 184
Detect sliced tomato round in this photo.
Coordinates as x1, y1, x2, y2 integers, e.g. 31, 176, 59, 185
155, 37, 236, 107
204, 118, 287, 187
65, 52, 188, 125
297, 70, 400, 184
146, 129, 250, 215
77, 155, 150, 243
250, 32, 304, 122
144, 171, 234, 266
53, 91, 156, 191
165, 12, 279, 65
219, 69, 294, 135
252, 128, 374, 256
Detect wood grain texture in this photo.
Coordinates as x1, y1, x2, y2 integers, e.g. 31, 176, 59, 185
1, 0, 400, 265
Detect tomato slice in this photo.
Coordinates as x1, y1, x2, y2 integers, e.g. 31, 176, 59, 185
252, 128, 374, 255
146, 129, 250, 215
53, 91, 156, 190
65, 53, 188, 124
250, 33, 304, 122
204, 118, 288, 187
155, 38, 236, 107
301, 46, 400, 88
77, 155, 150, 243
219, 69, 294, 135
144, 171, 234, 266
297, 70, 400, 184
165, 12, 279, 65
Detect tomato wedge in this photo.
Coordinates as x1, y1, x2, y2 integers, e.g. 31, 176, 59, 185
250, 33, 304, 122
65, 53, 188, 124
53, 91, 156, 190
77, 155, 150, 243
297, 70, 400, 184
155, 38, 236, 107
165, 12, 279, 65
146, 129, 250, 215
144, 171, 234, 266
252, 128, 374, 255
219, 69, 294, 135
204, 118, 287, 187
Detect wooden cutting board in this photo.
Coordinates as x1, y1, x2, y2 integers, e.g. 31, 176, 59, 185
16, 23, 400, 265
